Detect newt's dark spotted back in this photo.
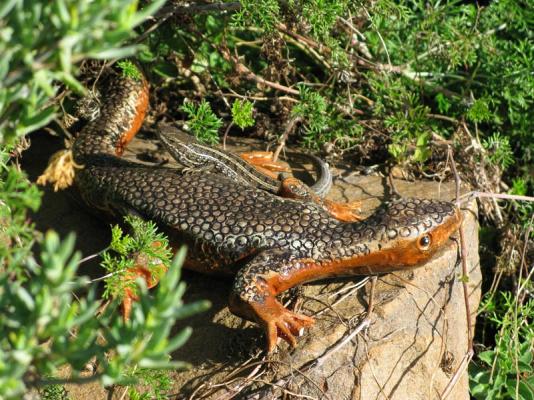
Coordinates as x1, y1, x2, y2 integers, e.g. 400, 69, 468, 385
77, 161, 459, 272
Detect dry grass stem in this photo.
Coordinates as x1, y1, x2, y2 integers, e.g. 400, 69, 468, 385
36, 148, 83, 191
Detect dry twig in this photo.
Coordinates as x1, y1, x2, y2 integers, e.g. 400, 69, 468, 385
440, 146, 474, 399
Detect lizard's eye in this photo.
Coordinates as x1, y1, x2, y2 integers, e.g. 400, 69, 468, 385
418, 234, 432, 251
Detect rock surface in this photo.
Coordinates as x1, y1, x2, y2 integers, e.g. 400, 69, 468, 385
23, 132, 481, 400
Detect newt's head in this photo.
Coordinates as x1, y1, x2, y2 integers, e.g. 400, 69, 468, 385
352, 198, 463, 273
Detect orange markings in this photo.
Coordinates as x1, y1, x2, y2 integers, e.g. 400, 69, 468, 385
120, 240, 167, 321
320, 199, 362, 222
229, 290, 315, 353
265, 206, 463, 297
240, 151, 363, 222
279, 177, 362, 222
115, 79, 150, 156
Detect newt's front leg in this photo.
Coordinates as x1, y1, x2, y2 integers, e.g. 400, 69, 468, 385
239, 151, 291, 179
228, 250, 315, 352
120, 243, 168, 321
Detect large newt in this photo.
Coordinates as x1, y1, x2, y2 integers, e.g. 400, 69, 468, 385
69, 72, 462, 352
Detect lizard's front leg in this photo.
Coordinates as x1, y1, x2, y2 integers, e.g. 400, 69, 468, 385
228, 249, 315, 352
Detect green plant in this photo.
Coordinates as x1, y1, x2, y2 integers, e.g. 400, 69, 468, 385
0, 227, 209, 398
508, 179, 534, 229
292, 85, 363, 149
232, 0, 281, 32
0, 149, 42, 278
470, 293, 534, 400
41, 383, 70, 400
467, 97, 495, 124
292, 85, 329, 137
102, 216, 172, 302
181, 99, 223, 144
126, 367, 172, 400
1, 0, 532, 397
482, 133, 515, 170
117, 60, 144, 81
231, 99, 255, 130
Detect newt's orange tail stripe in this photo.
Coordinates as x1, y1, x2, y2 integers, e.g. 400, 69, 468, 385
116, 79, 150, 156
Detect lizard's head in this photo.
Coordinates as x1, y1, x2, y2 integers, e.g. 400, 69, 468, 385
357, 198, 463, 271
156, 124, 205, 167
157, 124, 198, 145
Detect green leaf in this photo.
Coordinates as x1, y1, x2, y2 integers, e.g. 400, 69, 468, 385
518, 381, 534, 400
138, 359, 191, 370
231, 99, 255, 130
18, 105, 56, 136
467, 97, 493, 123
153, 62, 178, 78
15, 286, 35, 311
478, 350, 495, 366
88, 45, 139, 60
435, 93, 451, 114
163, 327, 192, 353
170, 300, 211, 320
117, 60, 143, 80
129, 0, 166, 28
181, 100, 222, 145
0, 0, 17, 19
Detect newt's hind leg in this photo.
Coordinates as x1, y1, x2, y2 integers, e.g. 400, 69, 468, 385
120, 242, 167, 321
229, 250, 315, 353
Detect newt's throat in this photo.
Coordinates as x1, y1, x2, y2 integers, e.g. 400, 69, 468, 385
268, 207, 462, 295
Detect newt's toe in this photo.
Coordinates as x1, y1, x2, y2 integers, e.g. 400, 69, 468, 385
267, 308, 315, 352
324, 199, 363, 222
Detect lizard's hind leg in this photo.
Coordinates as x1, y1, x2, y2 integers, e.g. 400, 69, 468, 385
239, 151, 291, 179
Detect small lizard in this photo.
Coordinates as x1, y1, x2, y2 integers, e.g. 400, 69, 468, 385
157, 125, 360, 222
157, 124, 332, 197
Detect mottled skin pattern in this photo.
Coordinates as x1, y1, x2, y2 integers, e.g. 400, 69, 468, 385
73, 73, 149, 162
73, 73, 463, 352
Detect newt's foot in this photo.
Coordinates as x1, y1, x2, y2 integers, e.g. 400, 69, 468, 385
229, 250, 317, 352
323, 199, 362, 222
251, 297, 315, 353
120, 265, 152, 321
119, 243, 168, 321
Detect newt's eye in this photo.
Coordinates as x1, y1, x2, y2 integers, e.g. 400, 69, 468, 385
418, 234, 432, 250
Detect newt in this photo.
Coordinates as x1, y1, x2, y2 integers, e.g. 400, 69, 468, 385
69, 71, 462, 352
